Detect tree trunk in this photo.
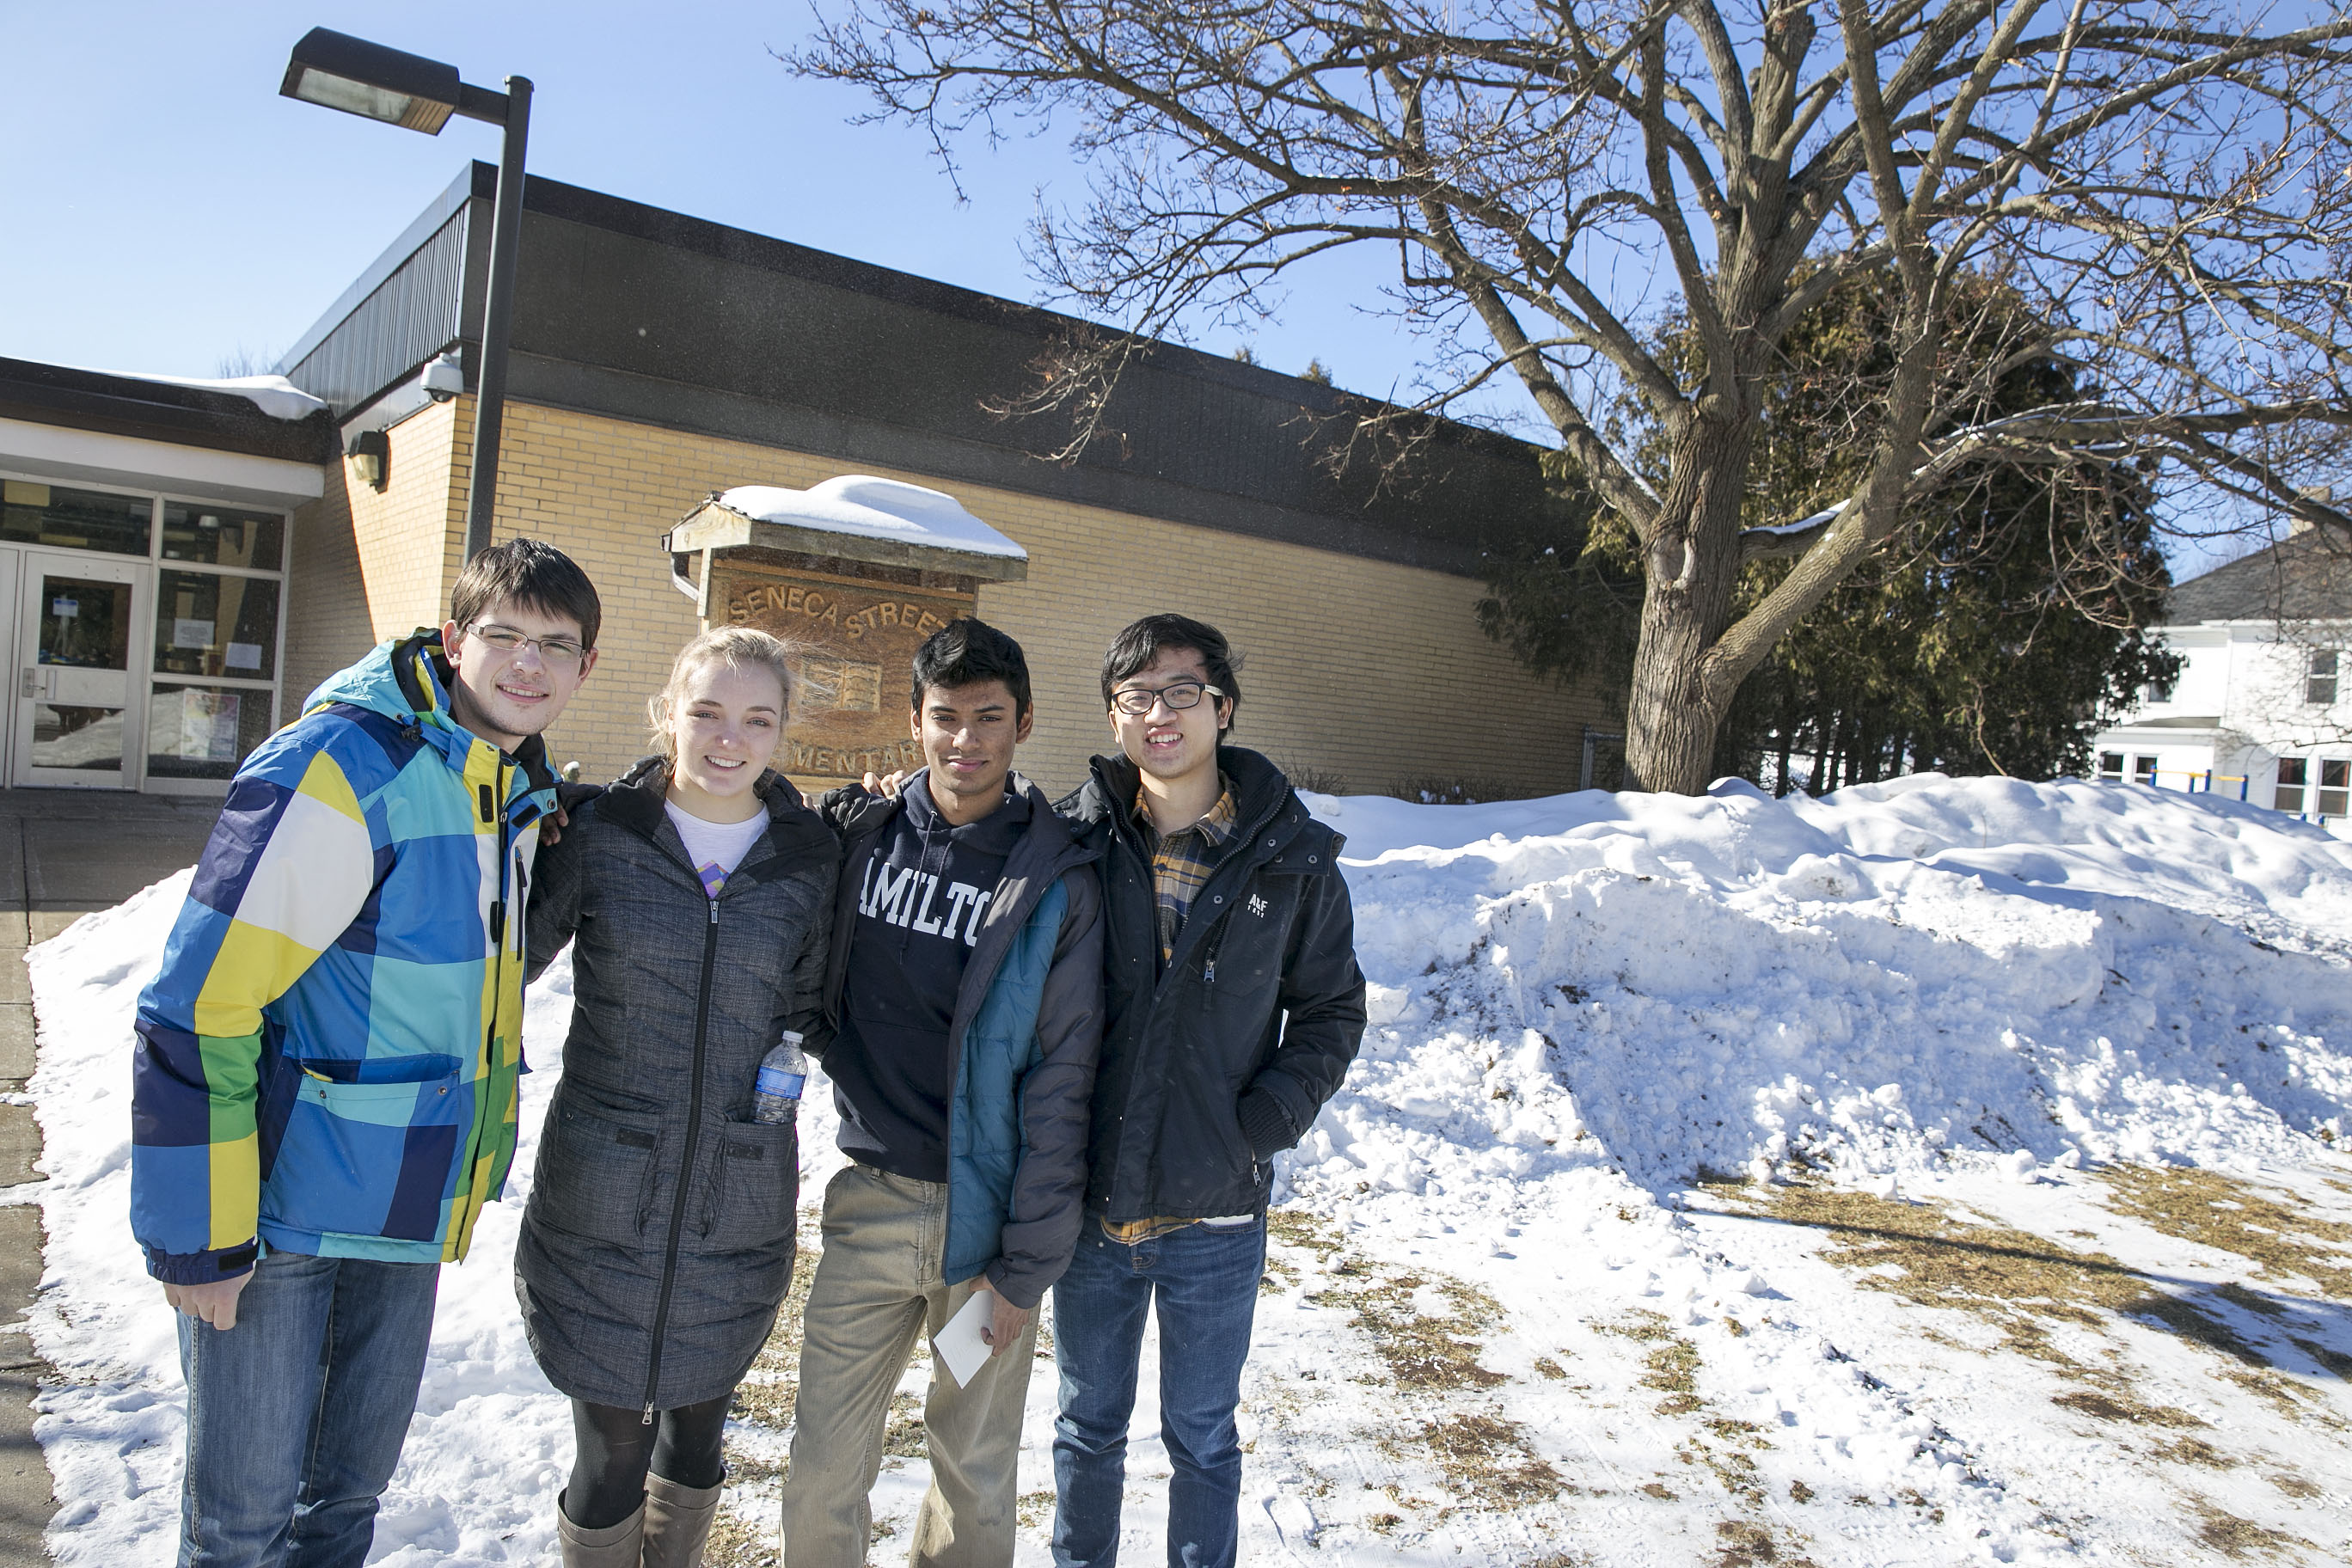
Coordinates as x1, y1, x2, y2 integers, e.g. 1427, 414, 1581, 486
1622, 417, 1756, 793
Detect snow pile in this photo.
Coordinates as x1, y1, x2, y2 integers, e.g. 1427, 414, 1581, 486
714, 475, 1026, 559
70, 366, 328, 421
16, 774, 2351, 1563
1303, 773, 2352, 1200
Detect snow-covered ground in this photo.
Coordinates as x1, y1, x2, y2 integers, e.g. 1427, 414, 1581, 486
16, 775, 2352, 1565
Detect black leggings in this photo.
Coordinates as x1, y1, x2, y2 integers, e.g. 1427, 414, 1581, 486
564, 1393, 732, 1529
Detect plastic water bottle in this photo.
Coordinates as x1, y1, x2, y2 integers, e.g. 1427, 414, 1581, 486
752, 1032, 807, 1124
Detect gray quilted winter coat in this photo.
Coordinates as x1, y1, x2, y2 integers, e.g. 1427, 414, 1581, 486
514, 760, 836, 1412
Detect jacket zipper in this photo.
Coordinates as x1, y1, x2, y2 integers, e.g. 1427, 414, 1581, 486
641, 892, 721, 1422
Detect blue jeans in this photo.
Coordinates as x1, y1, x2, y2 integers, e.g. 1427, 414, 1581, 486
1050, 1218, 1266, 1568
175, 1249, 440, 1568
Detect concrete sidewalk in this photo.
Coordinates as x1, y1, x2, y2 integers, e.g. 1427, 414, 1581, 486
1, 789, 218, 1565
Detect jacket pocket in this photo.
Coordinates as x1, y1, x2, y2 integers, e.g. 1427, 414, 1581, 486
698, 1118, 799, 1252
262, 1065, 468, 1244
530, 1098, 659, 1243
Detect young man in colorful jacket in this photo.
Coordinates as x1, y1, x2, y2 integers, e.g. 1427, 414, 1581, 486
780, 618, 1104, 1568
132, 540, 600, 1568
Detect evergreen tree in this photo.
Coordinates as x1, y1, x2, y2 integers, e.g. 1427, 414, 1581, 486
1480, 273, 2179, 790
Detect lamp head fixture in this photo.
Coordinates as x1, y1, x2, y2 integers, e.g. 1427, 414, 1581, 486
279, 28, 508, 132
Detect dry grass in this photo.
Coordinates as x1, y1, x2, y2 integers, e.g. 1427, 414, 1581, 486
1271, 1208, 1569, 1516
1418, 1413, 1565, 1502
1740, 1179, 2309, 1395
703, 1503, 776, 1568
1711, 1518, 1817, 1567
2191, 1498, 2309, 1559
2101, 1167, 2352, 1301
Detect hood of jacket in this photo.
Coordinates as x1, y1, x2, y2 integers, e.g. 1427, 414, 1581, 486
306, 628, 556, 797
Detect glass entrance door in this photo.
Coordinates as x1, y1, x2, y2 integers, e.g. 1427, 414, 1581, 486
15, 553, 145, 788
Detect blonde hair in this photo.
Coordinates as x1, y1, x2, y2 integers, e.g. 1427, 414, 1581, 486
647, 626, 796, 761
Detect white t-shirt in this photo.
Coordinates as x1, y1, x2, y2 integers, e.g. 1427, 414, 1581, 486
665, 799, 769, 898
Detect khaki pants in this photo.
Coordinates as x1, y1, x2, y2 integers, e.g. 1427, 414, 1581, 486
781, 1162, 1038, 1568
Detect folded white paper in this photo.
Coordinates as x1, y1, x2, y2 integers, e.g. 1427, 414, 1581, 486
934, 1289, 995, 1389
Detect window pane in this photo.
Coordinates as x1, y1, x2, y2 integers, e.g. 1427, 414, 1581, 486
2134, 756, 2158, 783
2275, 756, 2306, 812
160, 502, 285, 569
38, 576, 132, 669
2098, 751, 2124, 780
33, 705, 124, 771
154, 571, 279, 680
146, 686, 276, 781
1, 481, 151, 555
2324, 760, 2349, 789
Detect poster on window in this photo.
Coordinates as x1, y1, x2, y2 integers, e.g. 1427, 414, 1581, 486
179, 691, 241, 762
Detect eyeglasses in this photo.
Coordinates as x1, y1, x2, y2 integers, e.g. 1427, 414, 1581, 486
1110, 680, 1224, 715
466, 622, 589, 668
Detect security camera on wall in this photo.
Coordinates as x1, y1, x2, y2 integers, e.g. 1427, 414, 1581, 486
421, 354, 465, 402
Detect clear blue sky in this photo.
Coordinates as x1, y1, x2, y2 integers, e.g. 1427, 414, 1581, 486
0, 2, 1413, 395
0, 3, 2251, 578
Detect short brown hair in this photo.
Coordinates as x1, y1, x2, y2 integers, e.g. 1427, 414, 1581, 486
449, 539, 602, 651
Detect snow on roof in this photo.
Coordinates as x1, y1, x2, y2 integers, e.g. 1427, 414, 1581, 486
70, 366, 329, 422
714, 476, 1026, 560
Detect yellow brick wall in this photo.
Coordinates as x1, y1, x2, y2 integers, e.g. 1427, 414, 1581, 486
281, 452, 364, 711
285, 399, 470, 707
301, 396, 1615, 797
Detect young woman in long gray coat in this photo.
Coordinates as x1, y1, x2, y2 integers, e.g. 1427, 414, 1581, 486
518, 627, 836, 1567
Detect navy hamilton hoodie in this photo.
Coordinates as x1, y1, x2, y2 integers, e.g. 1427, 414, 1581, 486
826, 780, 1031, 1181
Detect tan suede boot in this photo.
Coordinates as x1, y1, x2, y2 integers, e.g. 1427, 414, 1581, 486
641, 1473, 724, 1568
555, 1491, 646, 1567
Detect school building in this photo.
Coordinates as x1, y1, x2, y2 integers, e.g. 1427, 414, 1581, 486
2, 163, 1614, 800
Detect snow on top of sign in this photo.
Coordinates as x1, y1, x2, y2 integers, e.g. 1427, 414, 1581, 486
71, 366, 329, 422
715, 475, 1026, 560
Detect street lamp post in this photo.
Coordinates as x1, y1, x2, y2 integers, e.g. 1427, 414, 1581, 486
281, 28, 532, 562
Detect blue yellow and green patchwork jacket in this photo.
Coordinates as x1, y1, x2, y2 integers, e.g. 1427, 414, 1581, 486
131, 630, 559, 1284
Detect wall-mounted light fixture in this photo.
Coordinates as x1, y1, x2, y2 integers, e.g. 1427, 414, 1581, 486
346, 428, 391, 491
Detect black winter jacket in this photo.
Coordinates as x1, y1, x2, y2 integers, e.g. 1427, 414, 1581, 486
515, 762, 836, 1411
818, 771, 1105, 1308
1059, 746, 1366, 1222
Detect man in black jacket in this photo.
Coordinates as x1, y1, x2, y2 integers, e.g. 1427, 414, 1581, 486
781, 619, 1104, 1568
1050, 614, 1366, 1568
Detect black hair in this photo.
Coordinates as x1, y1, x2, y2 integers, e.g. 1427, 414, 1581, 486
449, 538, 603, 651
1099, 613, 1241, 733
910, 616, 1032, 715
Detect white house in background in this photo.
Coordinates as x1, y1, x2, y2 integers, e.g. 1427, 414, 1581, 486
2091, 524, 2349, 822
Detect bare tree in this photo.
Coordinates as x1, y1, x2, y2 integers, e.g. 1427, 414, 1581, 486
794, 0, 2352, 791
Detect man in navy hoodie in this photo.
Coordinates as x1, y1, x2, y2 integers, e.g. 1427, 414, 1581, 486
781, 618, 1104, 1568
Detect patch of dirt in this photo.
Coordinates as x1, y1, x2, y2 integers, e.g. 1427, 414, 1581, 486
2151, 1436, 2239, 1468
2192, 1498, 2310, 1559
704, 1502, 776, 1567
1415, 1412, 1564, 1503
1302, 1246, 1507, 1393
1712, 1518, 1816, 1567
2101, 1167, 2352, 1301
1016, 1489, 1055, 1529
1736, 1178, 2332, 1425
2051, 1389, 2203, 1428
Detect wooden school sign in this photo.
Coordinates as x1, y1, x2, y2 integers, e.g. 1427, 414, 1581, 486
664, 484, 1029, 792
